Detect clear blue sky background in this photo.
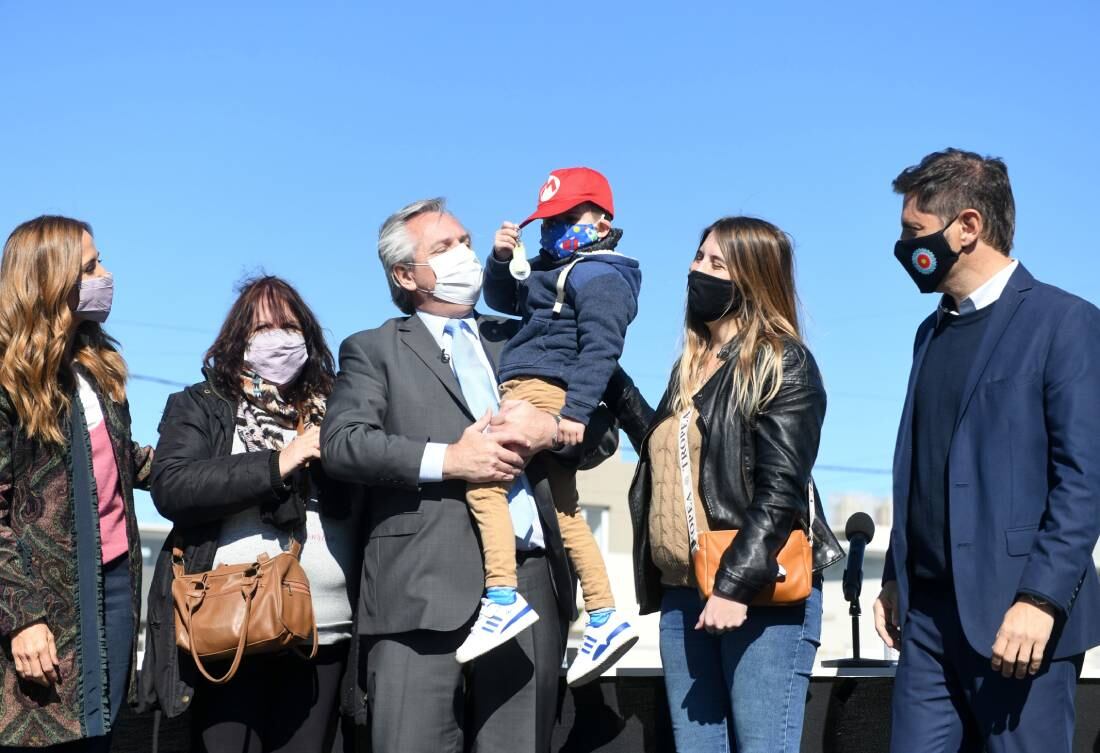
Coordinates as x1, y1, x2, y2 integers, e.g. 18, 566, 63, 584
2, 1, 1097, 525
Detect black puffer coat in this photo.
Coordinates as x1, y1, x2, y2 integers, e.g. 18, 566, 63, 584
608, 340, 844, 614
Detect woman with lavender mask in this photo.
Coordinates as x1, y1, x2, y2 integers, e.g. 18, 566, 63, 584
138, 276, 362, 753
0, 216, 154, 751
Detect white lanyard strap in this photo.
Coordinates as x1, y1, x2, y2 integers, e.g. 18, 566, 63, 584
677, 410, 701, 555
677, 408, 816, 558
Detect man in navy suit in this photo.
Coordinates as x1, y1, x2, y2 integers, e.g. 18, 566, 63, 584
874, 148, 1100, 752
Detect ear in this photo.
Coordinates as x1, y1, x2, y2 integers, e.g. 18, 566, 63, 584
392, 263, 419, 293
956, 208, 984, 251
596, 214, 613, 239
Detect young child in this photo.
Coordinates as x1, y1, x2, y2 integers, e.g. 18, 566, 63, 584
454, 167, 640, 687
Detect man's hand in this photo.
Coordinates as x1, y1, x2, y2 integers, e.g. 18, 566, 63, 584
278, 426, 321, 478
557, 417, 585, 446
874, 580, 902, 650
492, 400, 558, 456
444, 411, 529, 483
695, 593, 748, 634
11, 622, 60, 687
492, 222, 520, 261
991, 597, 1056, 679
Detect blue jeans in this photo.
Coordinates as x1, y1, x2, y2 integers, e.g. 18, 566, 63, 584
659, 584, 822, 753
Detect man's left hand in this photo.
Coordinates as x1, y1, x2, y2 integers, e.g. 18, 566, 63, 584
492, 400, 558, 456
991, 597, 1056, 679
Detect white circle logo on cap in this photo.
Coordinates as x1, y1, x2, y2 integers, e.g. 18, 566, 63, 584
539, 175, 561, 203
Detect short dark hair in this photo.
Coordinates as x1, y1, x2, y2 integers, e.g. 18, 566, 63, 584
204, 275, 335, 404
893, 148, 1015, 254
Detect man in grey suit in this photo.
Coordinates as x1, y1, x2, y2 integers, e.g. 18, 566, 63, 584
321, 198, 613, 753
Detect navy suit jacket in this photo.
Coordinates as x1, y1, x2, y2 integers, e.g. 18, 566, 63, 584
884, 263, 1100, 659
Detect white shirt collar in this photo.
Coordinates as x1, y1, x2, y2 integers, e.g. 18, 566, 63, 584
940, 260, 1019, 317
416, 310, 478, 348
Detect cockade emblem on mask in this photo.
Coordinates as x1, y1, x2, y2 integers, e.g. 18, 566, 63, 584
911, 249, 937, 275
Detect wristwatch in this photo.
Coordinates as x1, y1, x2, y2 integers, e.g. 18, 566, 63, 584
1017, 593, 1052, 610
551, 413, 564, 449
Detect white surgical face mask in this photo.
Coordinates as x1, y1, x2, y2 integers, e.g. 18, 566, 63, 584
407, 243, 484, 306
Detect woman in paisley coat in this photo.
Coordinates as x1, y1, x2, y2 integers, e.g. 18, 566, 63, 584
0, 216, 153, 750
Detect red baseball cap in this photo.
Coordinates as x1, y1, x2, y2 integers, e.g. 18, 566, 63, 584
520, 167, 615, 227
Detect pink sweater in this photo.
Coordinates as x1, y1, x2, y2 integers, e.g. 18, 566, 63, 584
78, 374, 128, 564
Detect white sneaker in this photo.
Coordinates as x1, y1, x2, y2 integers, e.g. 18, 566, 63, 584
455, 594, 540, 664
566, 613, 638, 687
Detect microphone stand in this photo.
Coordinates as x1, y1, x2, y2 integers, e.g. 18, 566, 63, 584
821, 592, 895, 670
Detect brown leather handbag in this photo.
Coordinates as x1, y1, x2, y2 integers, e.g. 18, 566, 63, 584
677, 409, 814, 606
172, 539, 318, 684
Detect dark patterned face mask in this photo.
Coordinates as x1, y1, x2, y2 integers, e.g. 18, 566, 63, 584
893, 216, 960, 294
540, 220, 600, 259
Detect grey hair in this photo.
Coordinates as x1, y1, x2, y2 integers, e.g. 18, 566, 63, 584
378, 197, 448, 314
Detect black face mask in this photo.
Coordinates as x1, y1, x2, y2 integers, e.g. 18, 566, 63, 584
893, 216, 960, 294
687, 270, 742, 322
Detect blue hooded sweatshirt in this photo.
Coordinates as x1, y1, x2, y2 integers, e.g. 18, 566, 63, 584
483, 228, 642, 424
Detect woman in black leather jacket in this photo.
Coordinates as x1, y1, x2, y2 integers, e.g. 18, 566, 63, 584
609, 217, 843, 753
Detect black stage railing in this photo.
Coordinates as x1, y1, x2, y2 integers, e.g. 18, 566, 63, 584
110, 673, 1100, 753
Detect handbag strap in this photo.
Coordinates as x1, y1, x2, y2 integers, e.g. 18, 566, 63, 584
185, 576, 258, 685
677, 410, 701, 556
677, 409, 817, 557
291, 621, 320, 662
171, 535, 304, 578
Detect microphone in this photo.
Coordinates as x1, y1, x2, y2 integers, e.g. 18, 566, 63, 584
441, 348, 450, 364
821, 511, 896, 668
842, 512, 875, 604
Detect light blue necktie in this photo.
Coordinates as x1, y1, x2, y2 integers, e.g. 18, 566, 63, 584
445, 320, 537, 541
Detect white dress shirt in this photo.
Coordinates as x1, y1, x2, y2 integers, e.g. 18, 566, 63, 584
414, 310, 545, 550
940, 260, 1019, 318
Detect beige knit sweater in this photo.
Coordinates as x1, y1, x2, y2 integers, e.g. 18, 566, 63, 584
647, 411, 710, 588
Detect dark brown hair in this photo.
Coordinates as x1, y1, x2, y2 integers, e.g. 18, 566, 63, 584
204, 275, 334, 404
893, 148, 1015, 254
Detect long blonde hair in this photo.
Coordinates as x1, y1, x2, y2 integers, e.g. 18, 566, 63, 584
671, 217, 802, 418
0, 216, 128, 444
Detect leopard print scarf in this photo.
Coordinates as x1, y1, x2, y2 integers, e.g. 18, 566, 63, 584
236, 372, 326, 453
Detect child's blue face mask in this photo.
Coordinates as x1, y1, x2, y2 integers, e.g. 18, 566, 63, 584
540, 219, 601, 259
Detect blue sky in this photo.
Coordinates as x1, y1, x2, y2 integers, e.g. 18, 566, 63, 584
2, 1, 1098, 524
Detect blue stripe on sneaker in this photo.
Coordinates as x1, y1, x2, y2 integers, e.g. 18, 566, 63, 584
590, 622, 632, 662
502, 604, 533, 631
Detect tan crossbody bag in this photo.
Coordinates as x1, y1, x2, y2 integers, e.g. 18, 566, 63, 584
677, 409, 814, 605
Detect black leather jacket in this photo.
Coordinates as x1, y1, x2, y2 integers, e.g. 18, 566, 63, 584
609, 340, 844, 614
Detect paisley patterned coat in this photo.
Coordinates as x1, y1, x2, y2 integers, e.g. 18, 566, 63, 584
0, 380, 153, 747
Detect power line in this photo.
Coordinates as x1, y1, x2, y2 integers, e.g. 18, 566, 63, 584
111, 319, 213, 335
125, 372, 897, 477
815, 464, 892, 476
131, 373, 188, 388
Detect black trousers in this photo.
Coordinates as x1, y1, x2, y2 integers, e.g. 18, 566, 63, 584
364, 551, 566, 753
191, 642, 353, 753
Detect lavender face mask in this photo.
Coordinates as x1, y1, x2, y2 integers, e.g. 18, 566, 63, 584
75, 273, 115, 323
244, 329, 309, 386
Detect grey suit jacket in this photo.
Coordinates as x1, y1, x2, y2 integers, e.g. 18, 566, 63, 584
321, 313, 581, 635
